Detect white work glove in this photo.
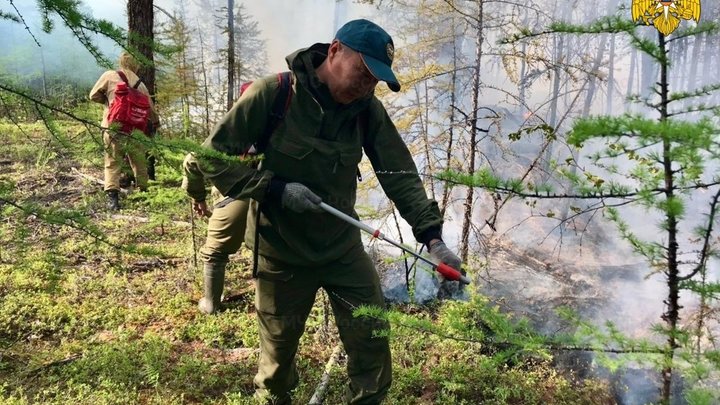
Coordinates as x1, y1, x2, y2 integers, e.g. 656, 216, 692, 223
429, 240, 464, 299
281, 183, 323, 213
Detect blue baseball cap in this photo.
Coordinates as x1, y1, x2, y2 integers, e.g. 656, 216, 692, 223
335, 19, 400, 92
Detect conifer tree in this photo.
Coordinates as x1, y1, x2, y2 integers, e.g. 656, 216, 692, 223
462, 14, 720, 404
155, 2, 200, 138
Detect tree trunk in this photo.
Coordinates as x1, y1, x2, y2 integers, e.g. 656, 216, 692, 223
227, 0, 235, 111
128, 0, 155, 177
658, 32, 678, 405
440, 15, 460, 217
197, 25, 211, 138
626, 48, 637, 101
39, 47, 47, 98
181, 43, 191, 138
701, 33, 715, 105
127, 0, 155, 97
417, 77, 435, 200
581, 35, 607, 117
234, 9, 243, 85
606, 33, 616, 115
518, 8, 528, 109
391, 205, 410, 289
541, 32, 564, 181
460, 1, 484, 263
686, 34, 702, 92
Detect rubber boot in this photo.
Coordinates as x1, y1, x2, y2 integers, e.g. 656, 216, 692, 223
107, 190, 121, 211
198, 262, 226, 314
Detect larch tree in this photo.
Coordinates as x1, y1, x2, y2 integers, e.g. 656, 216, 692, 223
466, 13, 720, 404
230, 3, 268, 85
225, 0, 234, 111
155, 2, 200, 139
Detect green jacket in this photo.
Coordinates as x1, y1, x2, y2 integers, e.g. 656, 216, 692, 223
182, 152, 208, 202
198, 43, 442, 266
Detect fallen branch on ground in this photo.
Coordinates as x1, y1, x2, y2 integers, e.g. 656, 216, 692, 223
308, 344, 344, 405
70, 167, 131, 194
109, 214, 191, 228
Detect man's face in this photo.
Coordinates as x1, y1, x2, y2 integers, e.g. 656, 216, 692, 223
329, 43, 379, 104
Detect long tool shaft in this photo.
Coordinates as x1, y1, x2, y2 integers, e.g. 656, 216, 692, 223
319, 202, 470, 284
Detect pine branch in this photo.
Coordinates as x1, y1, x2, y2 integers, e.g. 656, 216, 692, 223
36, 0, 128, 67
432, 164, 720, 201
0, 82, 251, 166
667, 105, 720, 118
8, 0, 41, 47
669, 83, 720, 103
666, 21, 720, 43
440, 0, 481, 25
354, 304, 664, 355
0, 82, 103, 129
0, 10, 21, 23
569, 114, 718, 147
33, 103, 73, 151
545, 343, 663, 354
678, 188, 720, 282
0, 196, 124, 251
500, 16, 638, 44
626, 94, 658, 109
0, 93, 31, 139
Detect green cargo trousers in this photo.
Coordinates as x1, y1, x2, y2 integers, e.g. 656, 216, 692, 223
253, 248, 392, 404
199, 198, 249, 264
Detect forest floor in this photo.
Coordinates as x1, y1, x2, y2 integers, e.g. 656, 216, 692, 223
0, 120, 616, 404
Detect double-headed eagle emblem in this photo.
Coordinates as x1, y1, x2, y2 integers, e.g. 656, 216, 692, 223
631, 0, 701, 35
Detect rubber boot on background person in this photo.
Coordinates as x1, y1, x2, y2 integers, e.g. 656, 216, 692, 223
194, 197, 250, 315
106, 190, 121, 211
198, 262, 226, 314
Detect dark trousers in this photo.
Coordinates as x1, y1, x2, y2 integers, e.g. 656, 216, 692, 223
253, 249, 392, 404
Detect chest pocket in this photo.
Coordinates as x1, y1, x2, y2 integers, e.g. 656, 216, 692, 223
274, 135, 314, 160
270, 126, 362, 186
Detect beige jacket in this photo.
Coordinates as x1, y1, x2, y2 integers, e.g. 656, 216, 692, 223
89, 69, 160, 128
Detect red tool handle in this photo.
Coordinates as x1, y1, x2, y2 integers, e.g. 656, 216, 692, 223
436, 263, 471, 284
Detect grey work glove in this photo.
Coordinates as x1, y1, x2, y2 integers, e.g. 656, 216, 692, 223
281, 182, 323, 213
429, 240, 465, 299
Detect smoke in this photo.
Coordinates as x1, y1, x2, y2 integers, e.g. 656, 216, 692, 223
218, 0, 377, 72
0, 3, 110, 88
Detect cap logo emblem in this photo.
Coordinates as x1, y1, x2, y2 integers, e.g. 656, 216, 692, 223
386, 43, 394, 62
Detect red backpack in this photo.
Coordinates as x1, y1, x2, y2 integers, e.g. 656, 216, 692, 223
107, 71, 151, 135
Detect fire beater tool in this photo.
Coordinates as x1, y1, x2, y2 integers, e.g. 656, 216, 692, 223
319, 202, 471, 284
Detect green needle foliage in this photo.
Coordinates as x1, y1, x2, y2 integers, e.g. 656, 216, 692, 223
490, 14, 720, 405
33, 0, 127, 67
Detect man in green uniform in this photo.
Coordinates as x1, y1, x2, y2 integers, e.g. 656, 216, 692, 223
182, 154, 249, 314
196, 19, 462, 404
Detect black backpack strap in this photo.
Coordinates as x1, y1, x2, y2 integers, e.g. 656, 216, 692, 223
256, 71, 293, 153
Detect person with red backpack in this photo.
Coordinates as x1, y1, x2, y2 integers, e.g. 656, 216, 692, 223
89, 51, 160, 210
195, 19, 463, 404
